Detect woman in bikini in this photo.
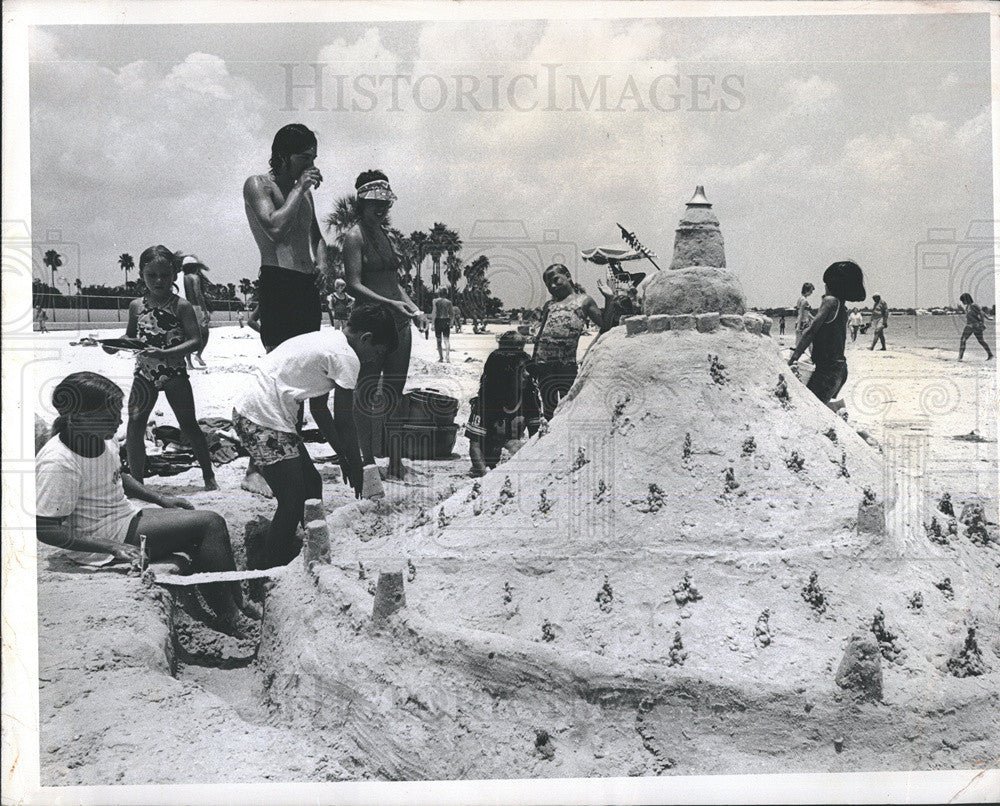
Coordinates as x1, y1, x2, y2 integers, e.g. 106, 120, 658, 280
343, 170, 426, 486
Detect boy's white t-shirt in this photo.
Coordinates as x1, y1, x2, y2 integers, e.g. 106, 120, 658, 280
36, 436, 138, 561
234, 328, 361, 433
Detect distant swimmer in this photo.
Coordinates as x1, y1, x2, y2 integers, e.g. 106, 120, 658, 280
958, 293, 993, 361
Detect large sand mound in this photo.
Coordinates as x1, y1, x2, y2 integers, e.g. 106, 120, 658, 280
256, 324, 999, 778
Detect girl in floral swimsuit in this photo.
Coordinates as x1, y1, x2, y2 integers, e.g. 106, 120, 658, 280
115, 246, 218, 490
531, 263, 605, 420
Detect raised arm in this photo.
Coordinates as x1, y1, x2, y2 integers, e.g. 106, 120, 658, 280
581, 294, 606, 330
243, 174, 316, 243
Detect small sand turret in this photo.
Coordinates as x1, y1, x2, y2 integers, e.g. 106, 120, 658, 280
642, 186, 744, 316
670, 185, 726, 270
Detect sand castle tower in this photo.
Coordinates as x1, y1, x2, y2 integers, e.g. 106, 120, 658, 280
641, 185, 744, 316
257, 188, 999, 780
670, 185, 726, 269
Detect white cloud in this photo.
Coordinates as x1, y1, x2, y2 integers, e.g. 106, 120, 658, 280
840, 108, 991, 184
32, 51, 268, 197
780, 75, 838, 115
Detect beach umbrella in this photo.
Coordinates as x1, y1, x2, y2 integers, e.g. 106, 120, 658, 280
580, 245, 649, 264
581, 245, 649, 285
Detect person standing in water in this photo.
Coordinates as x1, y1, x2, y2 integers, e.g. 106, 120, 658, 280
179, 256, 211, 368
531, 263, 605, 420
958, 292, 993, 360
431, 288, 454, 362
242, 123, 329, 496
789, 261, 867, 410
868, 294, 888, 351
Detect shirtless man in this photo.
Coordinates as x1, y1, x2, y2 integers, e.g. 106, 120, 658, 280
241, 123, 329, 496
244, 123, 328, 350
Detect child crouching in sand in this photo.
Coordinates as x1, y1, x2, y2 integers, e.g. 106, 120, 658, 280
35, 372, 256, 637
232, 303, 398, 569
788, 261, 866, 411
467, 331, 542, 477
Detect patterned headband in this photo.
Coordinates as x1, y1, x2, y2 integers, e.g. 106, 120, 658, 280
357, 179, 396, 202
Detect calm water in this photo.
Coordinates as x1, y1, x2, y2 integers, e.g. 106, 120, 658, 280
774, 314, 990, 350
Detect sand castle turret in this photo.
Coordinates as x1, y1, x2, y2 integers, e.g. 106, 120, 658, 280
670, 185, 726, 270
641, 185, 744, 316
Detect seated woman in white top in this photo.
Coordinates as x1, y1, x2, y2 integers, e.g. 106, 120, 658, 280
35, 372, 257, 637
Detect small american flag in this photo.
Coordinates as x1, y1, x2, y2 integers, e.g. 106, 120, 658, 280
617, 224, 662, 271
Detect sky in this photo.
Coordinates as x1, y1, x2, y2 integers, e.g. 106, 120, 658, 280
28, 11, 994, 309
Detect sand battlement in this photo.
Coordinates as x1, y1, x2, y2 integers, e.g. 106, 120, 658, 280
622, 311, 772, 336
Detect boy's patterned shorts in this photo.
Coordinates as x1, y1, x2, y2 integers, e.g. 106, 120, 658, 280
232, 408, 302, 467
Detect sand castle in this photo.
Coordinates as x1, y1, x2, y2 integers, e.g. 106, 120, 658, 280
250, 188, 998, 779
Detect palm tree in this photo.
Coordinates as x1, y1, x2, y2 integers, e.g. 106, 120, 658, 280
445, 253, 463, 295
463, 254, 491, 329
119, 253, 134, 288
43, 249, 62, 288
323, 195, 360, 248
442, 227, 462, 263
238, 277, 254, 306
427, 223, 451, 290
408, 230, 428, 287
42, 249, 62, 321
74, 278, 82, 294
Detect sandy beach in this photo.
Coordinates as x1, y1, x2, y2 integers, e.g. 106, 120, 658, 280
30, 320, 998, 784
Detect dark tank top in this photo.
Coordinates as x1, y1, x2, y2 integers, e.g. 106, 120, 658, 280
810, 297, 847, 366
